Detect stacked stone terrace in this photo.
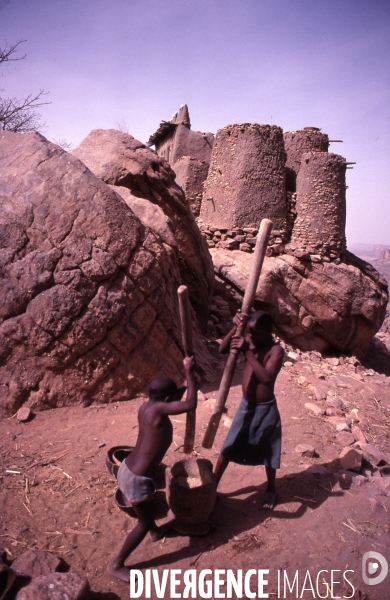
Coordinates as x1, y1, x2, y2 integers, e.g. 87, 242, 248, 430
198, 123, 348, 262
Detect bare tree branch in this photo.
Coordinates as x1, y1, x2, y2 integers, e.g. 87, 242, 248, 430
0, 40, 27, 66
0, 90, 50, 133
0, 34, 50, 133
53, 138, 73, 151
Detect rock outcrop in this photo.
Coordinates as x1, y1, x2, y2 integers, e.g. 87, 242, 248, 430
72, 129, 214, 328
0, 131, 212, 418
211, 248, 388, 357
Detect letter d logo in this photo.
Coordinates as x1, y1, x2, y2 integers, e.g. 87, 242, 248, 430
362, 551, 388, 586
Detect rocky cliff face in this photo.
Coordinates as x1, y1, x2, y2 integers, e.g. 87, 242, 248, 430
72, 129, 214, 329
211, 248, 388, 358
0, 131, 213, 418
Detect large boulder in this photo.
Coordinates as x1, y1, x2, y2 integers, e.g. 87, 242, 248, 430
72, 129, 214, 329
211, 248, 388, 357
0, 131, 212, 418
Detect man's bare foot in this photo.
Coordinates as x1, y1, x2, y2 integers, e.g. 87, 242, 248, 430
107, 560, 131, 582
150, 519, 174, 542
260, 490, 277, 512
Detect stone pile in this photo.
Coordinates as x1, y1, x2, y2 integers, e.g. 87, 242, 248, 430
206, 295, 235, 339
197, 224, 287, 255
198, 190, 298, 256
198, 122, 348, 264
280, 341, 390, 488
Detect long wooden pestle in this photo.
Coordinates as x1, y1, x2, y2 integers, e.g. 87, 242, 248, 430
202, 218, 273, 449
178, 285, 196, 454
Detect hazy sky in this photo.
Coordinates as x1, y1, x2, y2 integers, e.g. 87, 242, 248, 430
1, 0, 389, 245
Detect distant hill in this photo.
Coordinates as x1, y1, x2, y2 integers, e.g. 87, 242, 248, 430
349, 243, 390, 262
373, 260, 390, 289
349, 244, 390, 286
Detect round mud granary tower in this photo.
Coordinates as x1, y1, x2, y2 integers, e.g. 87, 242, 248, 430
284, 127, 329, 192
290, 151, 347, 258
200, 123, 286, 230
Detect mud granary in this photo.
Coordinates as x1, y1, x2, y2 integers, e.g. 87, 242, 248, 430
199, 124, 350, 262
149, 108, 352, 263
148, 105, 214, 217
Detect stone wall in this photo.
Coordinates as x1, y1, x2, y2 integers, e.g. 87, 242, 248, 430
200, 123, 286, 230
284, 127, 329, 191
289, 152, 347, 259
197, 224, 287, 256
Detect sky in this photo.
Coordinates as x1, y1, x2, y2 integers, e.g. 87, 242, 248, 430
1, 0, 389, 246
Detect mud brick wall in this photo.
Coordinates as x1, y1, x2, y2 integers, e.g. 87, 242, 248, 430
155, 126, 214, 167
200, 123, 286, 230
290, 152, 347, 258
174, 156, 210, 217
156, 128, 176, 163
170, 125, 214, 166
284, 127, 329, 191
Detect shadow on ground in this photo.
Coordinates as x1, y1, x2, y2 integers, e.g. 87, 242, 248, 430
361, 336, 390, 376
128, 460, 343, 570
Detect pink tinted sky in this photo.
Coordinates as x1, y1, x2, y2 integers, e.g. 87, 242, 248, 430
1, 0, 389, 245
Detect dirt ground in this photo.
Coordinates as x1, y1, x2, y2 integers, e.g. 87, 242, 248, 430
1, 333, 390, 600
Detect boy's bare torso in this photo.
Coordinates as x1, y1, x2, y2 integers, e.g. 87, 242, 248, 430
125, 403, 173, 476
243, 342, 282, 404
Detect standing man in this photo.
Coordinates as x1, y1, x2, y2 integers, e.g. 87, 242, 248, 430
214, 310, 284, 511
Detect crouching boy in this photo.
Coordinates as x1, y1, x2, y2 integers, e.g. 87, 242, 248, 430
108, 355, 197, 582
